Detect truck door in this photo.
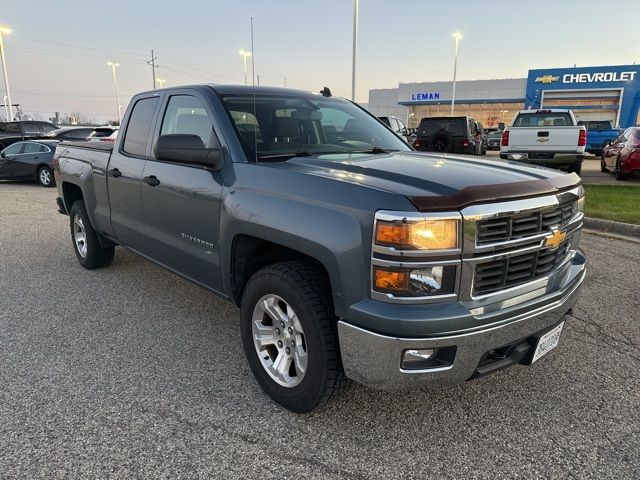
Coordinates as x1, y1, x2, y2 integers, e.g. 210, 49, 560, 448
140, 91, 225, 292
107, 94, 161, 249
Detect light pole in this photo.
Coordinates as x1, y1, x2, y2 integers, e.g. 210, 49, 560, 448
107, 62, 121, 123
450, 31, 463, 116
0, 26, 14, 121
156, 78, 167, 88
239, 49, 251, 85
351, 0, 359, 102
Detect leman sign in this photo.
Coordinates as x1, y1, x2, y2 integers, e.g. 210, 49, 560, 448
562, 71, 637, 84
411, 92, 440, 101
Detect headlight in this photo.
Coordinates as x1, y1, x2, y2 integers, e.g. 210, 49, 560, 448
375, 219, 459, 250
577, 195, 585, 213
373, 265, 457, 297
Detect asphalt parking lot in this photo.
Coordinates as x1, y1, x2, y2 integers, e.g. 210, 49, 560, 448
1, 183, 638, 479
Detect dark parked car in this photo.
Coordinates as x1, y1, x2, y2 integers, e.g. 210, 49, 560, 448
601, 127, 640, 180
44, 127, 96, 142
0, 121, 59, 149
0, 140, 58, 187
413, 116, 487, 155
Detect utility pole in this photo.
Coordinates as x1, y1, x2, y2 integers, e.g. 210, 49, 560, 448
107, 62, 121, 124
147, 49, 158, 89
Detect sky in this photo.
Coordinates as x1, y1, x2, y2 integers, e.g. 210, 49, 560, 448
2, 0, 640, 123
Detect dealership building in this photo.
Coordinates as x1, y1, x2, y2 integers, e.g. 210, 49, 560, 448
367, 64, 640, 130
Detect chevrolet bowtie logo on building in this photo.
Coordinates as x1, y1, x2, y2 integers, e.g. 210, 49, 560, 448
535, 75, 560, 84
544, 228, 567, 250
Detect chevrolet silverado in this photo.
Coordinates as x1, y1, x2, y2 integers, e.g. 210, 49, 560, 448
54, 85, 586, 412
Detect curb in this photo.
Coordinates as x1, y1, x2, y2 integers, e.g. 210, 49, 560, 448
583, 217, 640, 239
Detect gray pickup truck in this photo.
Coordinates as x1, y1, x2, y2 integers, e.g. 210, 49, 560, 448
54, 85, 586, 412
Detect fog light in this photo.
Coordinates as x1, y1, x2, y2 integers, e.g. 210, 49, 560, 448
400, 346, 457, 371
401, 349, 436, 370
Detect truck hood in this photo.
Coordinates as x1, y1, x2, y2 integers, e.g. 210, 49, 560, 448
262, 151, 580, 211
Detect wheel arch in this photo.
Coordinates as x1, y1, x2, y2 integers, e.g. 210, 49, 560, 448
230, 234, 334, 309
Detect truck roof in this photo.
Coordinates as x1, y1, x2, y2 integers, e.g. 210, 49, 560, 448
516, 109, 573, 114
137, 84, 331, 99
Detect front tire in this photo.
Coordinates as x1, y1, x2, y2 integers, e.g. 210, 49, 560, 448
38, 166, 55, 187
614, 158, 626, 181
240, 261, 349, 413
69, 201, 115, 269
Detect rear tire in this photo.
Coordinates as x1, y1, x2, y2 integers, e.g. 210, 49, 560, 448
614, 158, 626, 181
38, 166, 55, 187
240, 261, 349, 413
568, 162, 582, 175
69, 201, 115, 269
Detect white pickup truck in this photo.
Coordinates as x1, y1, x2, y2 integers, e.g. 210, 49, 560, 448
500, 109, 586, 174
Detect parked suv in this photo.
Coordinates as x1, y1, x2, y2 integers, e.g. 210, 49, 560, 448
413, 116, 487, 155
378, 115, 412, 143
0, 120, 59, 149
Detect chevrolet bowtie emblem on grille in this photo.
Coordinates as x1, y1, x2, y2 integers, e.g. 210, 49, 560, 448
544, 228, 566, 250
535, 75, 560, 84
537, 137, 550, 143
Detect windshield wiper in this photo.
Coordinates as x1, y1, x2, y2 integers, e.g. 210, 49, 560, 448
258, 150, 314, 160
345, 146, 399, 154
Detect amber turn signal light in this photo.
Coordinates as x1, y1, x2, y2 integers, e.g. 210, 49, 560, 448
374, 268, 409, 292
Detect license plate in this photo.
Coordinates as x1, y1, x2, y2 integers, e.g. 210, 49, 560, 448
531, 322, 564, 363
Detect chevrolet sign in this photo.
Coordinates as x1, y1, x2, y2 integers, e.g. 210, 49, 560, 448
562, 71, 637, 83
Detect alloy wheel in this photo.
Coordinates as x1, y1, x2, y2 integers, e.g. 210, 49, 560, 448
73, 215, 88, 258
251, 294, 308, 388
39, 168, 51, 186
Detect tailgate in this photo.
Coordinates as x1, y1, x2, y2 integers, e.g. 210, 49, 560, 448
508, 127, 582, 152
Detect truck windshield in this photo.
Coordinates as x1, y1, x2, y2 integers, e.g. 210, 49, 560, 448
219, 93, 411, 159
513, 113, 573, 127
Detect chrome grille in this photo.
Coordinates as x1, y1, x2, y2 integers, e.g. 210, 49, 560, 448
477, 201, 577, 245
473, 242, 570, 296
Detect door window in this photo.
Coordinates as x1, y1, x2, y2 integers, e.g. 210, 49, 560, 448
160, 95, 216, 148
22, 142, 46, 154
2, 142, 23, 155
123, 97, 159, 156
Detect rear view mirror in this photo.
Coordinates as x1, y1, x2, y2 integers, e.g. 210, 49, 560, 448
153, 134, 223, 170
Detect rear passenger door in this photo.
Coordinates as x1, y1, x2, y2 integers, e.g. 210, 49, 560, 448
140, 90, 225, 292
107, 94, 161, 249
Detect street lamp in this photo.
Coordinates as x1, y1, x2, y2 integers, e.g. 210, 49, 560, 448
239, 49, 251, 85
156, 78, 167, 88
450, 31, 463, 116
0, 26, 14, 121
107, 62, 121, 123
351, 0, 359, 102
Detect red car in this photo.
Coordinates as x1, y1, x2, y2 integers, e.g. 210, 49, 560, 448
601, 127, 640, 180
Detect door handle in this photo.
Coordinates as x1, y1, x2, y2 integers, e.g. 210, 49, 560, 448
143, 175, 160, 187
108, 168, 122, 178
33, 156, 39, 159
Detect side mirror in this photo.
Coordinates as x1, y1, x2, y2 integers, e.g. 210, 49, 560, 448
400, 128, 409, 136
153, 134, 223, 170
605, 140, 611, 146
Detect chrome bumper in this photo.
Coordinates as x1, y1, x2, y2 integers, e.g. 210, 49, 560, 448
338, 259, 585, 390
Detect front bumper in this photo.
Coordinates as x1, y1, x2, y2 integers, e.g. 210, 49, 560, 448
338, 250, 585, 390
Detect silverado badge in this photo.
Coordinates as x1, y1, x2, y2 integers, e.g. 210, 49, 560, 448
535, 75, 560, 84
544, 228, 566, 250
